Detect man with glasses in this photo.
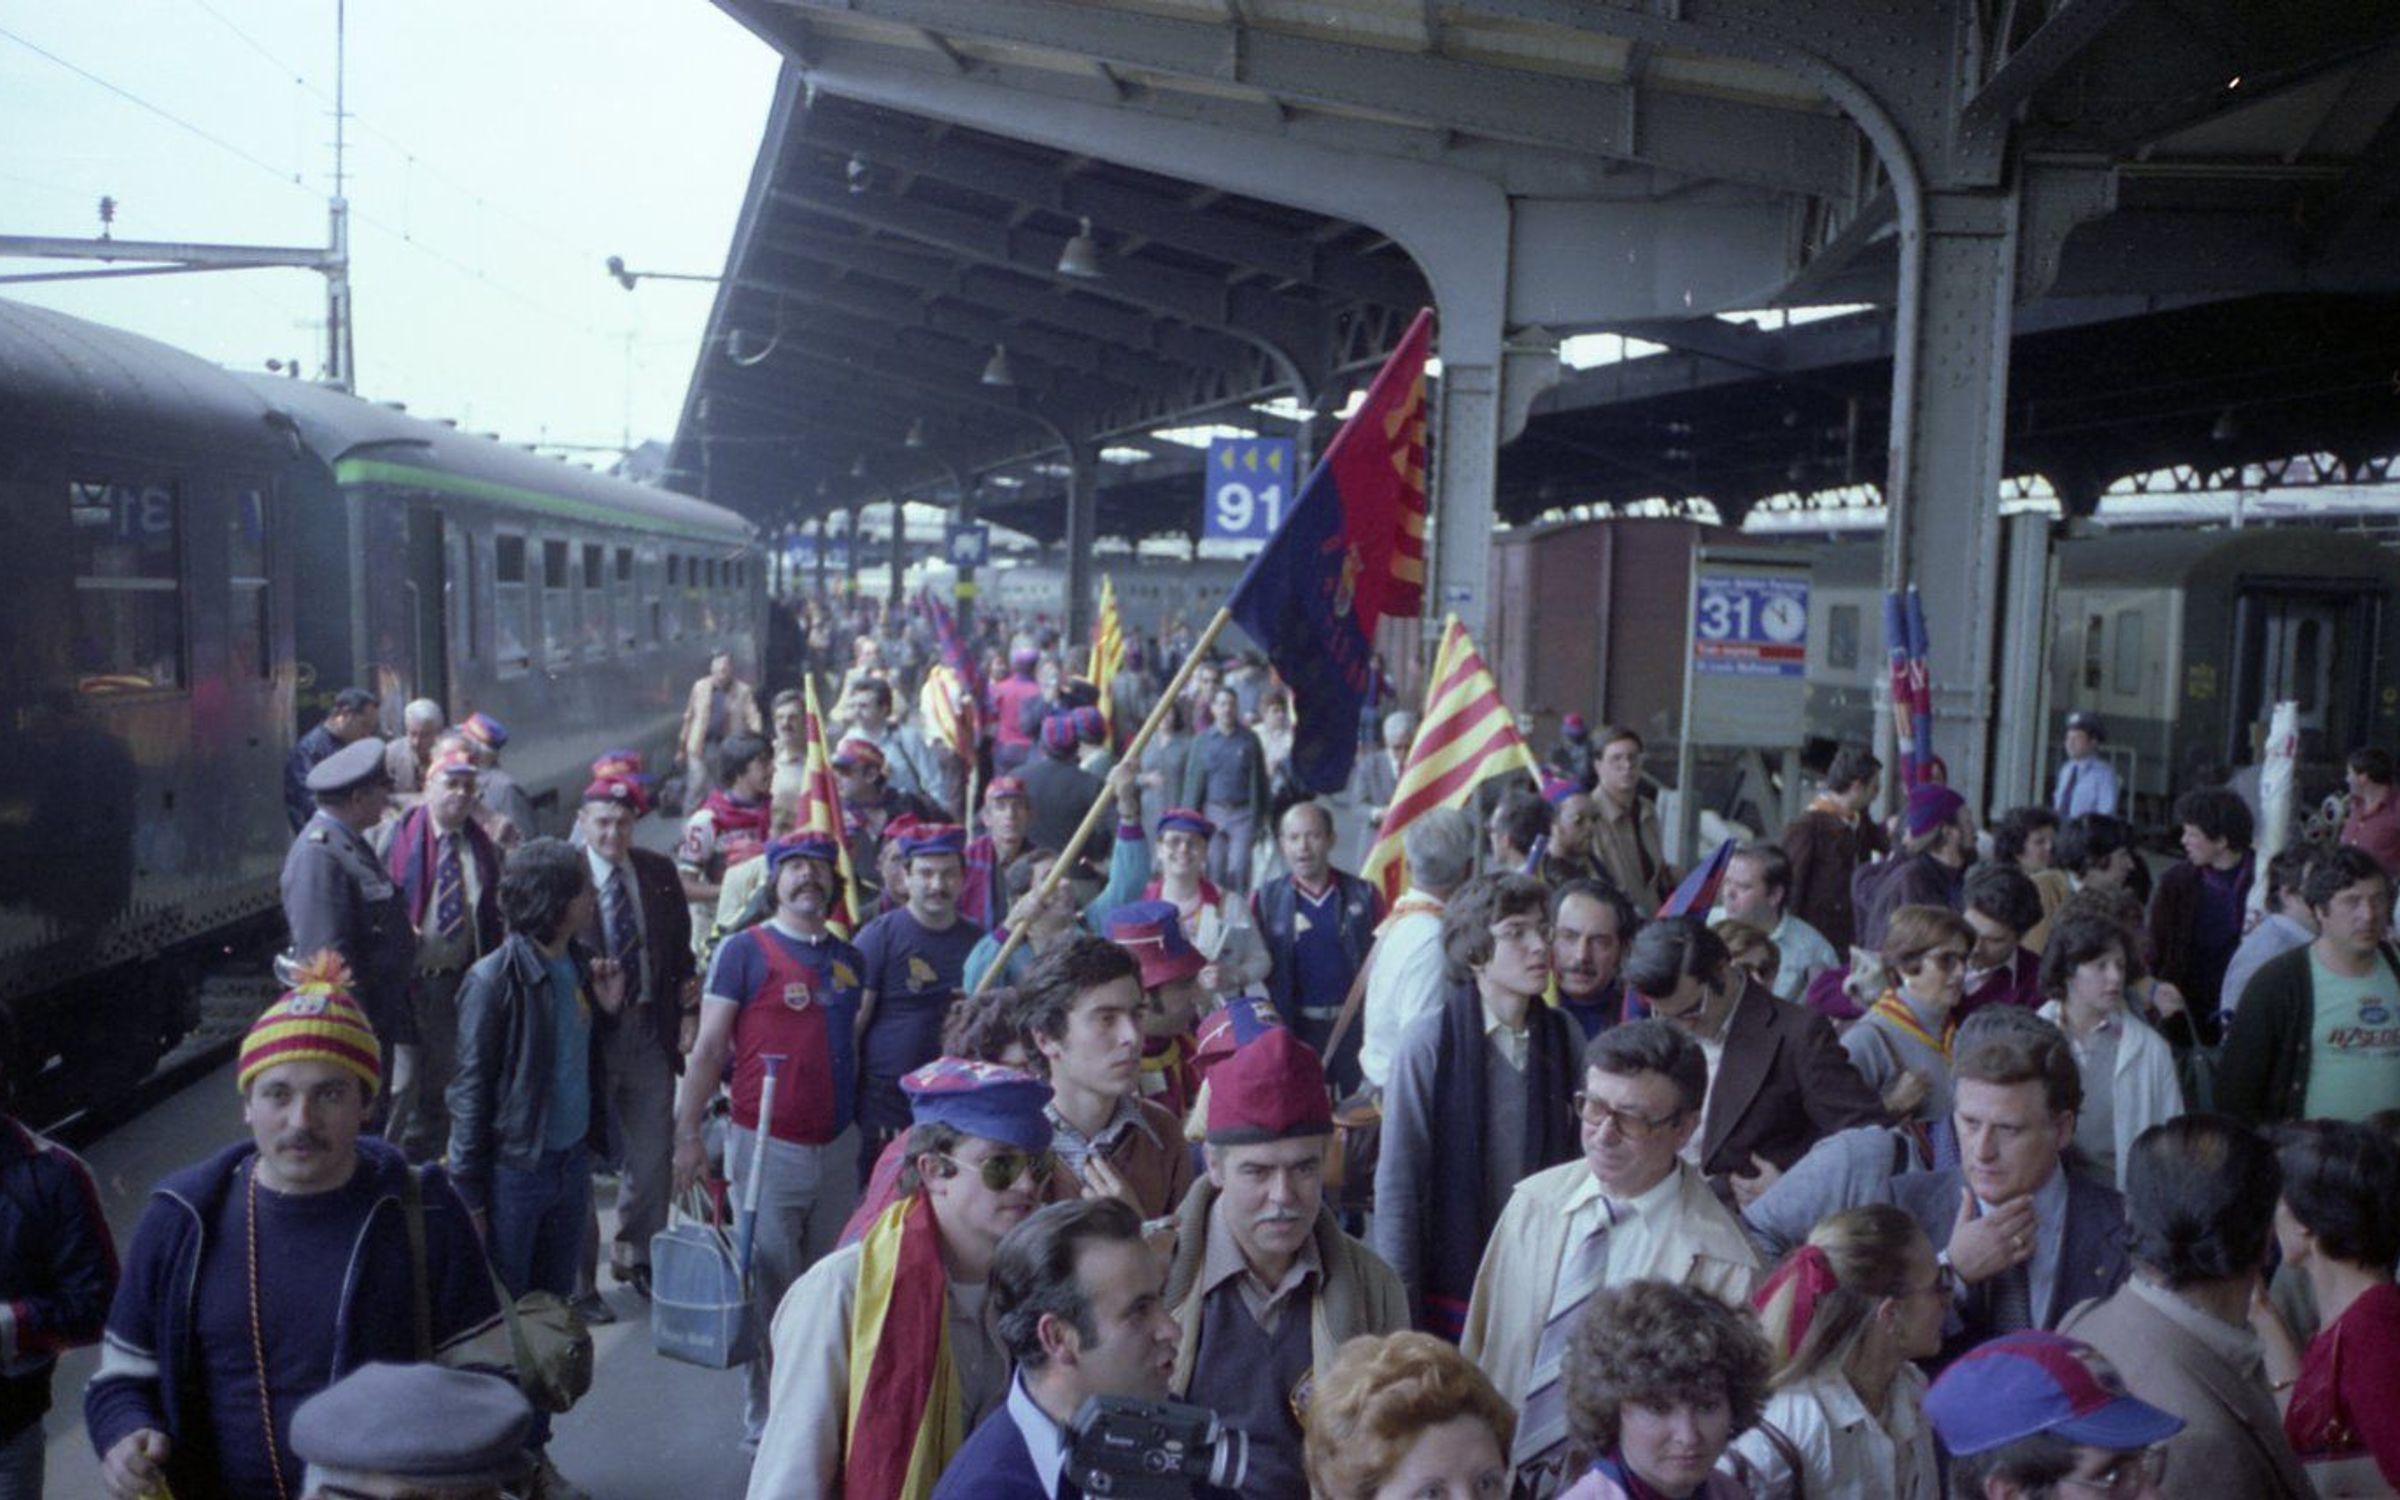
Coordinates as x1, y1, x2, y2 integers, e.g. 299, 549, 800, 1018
1459, 1019, 1760, 1491
2059, 1116, 2311, 1498
676, 832, 864, 1451
1370, 874, 1583, 1340
748, 1056, 1051, 1499
1924, 1330, 2181, 1500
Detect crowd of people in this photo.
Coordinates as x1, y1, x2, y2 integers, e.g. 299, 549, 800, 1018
7, 592, 2400, 1499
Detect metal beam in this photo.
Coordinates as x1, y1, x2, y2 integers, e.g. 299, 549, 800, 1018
1958, 0, 2141, 137
798, 103, 1428, 307
0, 233, 337, 268
756, 0, 1855, 197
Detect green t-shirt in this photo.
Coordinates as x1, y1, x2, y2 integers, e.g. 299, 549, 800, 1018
2302, 950, 2400, 1122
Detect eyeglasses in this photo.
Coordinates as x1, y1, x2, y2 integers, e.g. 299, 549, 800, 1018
1571, 1093, 1686, 1139
941, 1149, 1057, 1192
2058, 1444, 2168, 1498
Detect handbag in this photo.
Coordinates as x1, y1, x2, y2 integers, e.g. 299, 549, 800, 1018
404, 1168, 596, 1415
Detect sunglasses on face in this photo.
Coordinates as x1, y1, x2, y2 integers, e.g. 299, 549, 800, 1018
942, 1149, 1057, 1191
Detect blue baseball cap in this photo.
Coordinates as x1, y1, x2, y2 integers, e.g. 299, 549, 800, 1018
1924, 1332, 2184, 1457
902, 1057, 1052, 1155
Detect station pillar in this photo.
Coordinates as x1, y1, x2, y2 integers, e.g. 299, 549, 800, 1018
1063, 444, 1098, 649
1882, 188, 2020, 818
888, 495, 906, 614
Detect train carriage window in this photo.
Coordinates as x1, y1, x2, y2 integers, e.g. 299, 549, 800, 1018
2081, 615, 2106, 692
67, 479, 185, 692
2112, 611, 2145, 697
542, 539, 573, 667
580, 542, 608, 660
615, 546, 638, 651
229, 487, 272, 681
1827, 604, 1860, 672
493, 533, 531, 673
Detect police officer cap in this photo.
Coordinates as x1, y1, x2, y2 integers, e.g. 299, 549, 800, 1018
289, 1362, 534, 1489
306, 736, 391, 794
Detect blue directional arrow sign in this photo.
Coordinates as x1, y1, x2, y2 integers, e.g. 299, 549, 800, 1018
1202, 437, 1298, 543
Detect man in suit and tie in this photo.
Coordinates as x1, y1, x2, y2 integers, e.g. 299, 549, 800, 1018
577, 774, 697, 1301
1623, 917, 1888, 1212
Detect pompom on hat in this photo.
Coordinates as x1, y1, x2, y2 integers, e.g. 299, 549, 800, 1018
240, 950, 381, 1096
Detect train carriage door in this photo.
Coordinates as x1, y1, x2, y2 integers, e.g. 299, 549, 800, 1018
2230, 585, 2374, 768
405, 509, 449, 709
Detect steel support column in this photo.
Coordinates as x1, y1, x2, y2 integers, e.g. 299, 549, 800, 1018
1063, 446, 1099, 647
814, 516, 829, 600
888, 496, 906, 611
1883, 188, 2020, 815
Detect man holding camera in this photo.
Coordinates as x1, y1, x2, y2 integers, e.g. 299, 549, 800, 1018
934, 1198, 1184, 1499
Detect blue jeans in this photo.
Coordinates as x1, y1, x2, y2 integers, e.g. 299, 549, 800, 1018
488, 1144, 590, 1301
0, 1416, 40, 1500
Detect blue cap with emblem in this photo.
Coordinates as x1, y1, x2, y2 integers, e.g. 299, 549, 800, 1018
305, 736, 391, 794
902, 1057, 1053, 1154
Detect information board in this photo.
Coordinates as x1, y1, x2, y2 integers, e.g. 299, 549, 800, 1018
1202, 437, 1298, 544
945, 523, 990, 568
1693, 573, 1809, 678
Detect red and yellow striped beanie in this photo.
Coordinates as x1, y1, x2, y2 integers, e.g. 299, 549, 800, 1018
238, 951, 382, 1095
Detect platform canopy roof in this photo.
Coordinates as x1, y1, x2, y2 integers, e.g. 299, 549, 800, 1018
672, 1, 2400, 539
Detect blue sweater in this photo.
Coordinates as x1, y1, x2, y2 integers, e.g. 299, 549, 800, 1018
85, 1139, 504, 1494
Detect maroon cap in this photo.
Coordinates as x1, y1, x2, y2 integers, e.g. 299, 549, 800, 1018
1205, 1026, 1333, 1144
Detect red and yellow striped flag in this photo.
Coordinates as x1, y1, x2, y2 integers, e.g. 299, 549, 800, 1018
1091, 574, 1126, 736
1361, 614, 1539, 905
800, 675, 867, 938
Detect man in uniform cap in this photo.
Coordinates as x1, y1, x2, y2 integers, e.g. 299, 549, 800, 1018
1165, 1026, 1408, 1498
281, 735, 419, 1134
88, 961, 502, 1500
377, 742, 503, 1162
748, 1057, 1049, 1499
677, 833, 865, 1448
293, 1363, 533, 1500
285, 686, 381, 833
855, 823, 986, 1191
2053, 711, 2121, 820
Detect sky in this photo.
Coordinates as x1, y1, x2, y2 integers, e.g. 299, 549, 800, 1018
0, 0, 780, 462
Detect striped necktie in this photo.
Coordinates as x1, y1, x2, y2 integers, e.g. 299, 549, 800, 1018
1512, 1196, 1624, 1479
433, 833, 467, 940
605, 865, 642, 997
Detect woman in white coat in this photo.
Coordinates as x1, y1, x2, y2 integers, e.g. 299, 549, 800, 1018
1726, 1204, 1947, 1500
2035, 904, 2186, 1191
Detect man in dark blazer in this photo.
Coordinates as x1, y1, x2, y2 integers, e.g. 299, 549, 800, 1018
574, 774, 696, 1302
1624, 917, 1888, 1209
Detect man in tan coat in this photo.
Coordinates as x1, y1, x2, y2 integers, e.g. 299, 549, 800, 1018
2059, 1114, 2310, 1499
677, 651, 762, 813
1164, 1022, 1408, 1499
1461, 1019, 1760, 1495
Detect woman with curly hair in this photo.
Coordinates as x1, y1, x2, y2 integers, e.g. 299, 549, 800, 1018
1728, 1204, 1945, 1499
1304, 1331, 1514, 1499
1556, 1279, 1772, 1500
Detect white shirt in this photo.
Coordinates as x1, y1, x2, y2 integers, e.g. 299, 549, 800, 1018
1725, 1365, 1939, 1500
1558, 1156, 1684, 1275
1359, 891, 1447, 1090
1004, 1372, 1072, 1498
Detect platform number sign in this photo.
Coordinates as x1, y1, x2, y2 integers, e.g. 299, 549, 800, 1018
946, 523, 990, 569
1693, 573, 1809, 678
1203, 437, 1297, 544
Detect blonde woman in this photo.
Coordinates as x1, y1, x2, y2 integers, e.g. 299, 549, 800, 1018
1304, 1331, 1515, 1500
1727, 1204, 1945, 1499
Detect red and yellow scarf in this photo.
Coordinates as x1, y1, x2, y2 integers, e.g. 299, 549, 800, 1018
1869, 989, 1958, 1060
845, 1191, 961, 1500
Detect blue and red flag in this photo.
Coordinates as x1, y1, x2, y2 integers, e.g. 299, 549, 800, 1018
1903, 585, 1934, 788
916, 587, 987, 717
1657, 835, 1736, 920
1225, 307, 1433, 794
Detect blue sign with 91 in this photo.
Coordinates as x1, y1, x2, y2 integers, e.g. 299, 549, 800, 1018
1203, 438, 1298, 543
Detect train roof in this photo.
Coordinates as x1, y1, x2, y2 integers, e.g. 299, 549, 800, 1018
0, 297, 290, 464
237, 372, 751, 545
1803, 522, 2400, 588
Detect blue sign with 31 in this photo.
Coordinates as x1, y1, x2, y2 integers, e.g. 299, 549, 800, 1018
1203, 437, 1298, 543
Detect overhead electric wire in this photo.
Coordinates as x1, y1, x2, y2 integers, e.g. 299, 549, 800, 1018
0, 22, 309, 192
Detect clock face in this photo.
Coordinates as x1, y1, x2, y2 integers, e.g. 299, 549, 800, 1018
1762, 595, 1806, 643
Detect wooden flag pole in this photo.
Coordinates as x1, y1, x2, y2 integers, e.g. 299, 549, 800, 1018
970, 605, 1235, 994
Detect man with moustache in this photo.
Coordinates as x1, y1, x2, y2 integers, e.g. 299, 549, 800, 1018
856, 824, 988, 1187
749, 1058, 1051, 1498
1019, 936, 1191, 1220
677, 833, 865, 1449
89, 963, 502, 1500
1165, 1022, 1409, 1497
934, 1198, 1187, 1499
1549, 878, 1637, 1039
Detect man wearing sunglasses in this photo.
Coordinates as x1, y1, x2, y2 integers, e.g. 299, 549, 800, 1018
1924, 1330, 2181, 1500
748, 1055, 1052, 1500
1459, 1019, 1761, 1491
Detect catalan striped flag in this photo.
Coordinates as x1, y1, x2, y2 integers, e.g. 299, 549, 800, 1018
1091, 574, 1126, 736
917, 662, 975, 762
1362, 614, 1539, 905
799, 675, 867, 938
